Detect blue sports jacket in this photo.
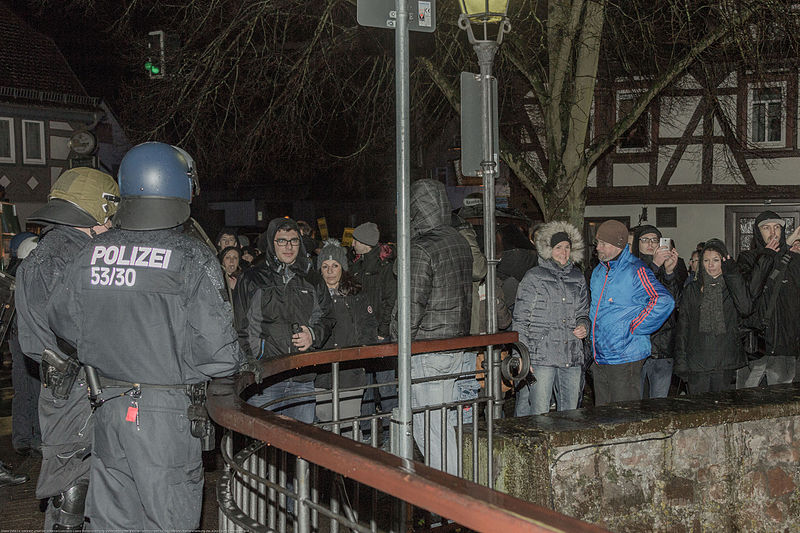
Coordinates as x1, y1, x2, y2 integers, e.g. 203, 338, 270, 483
590, 245, 675, 365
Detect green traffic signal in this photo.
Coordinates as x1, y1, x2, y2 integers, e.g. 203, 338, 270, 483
145, 61, 152, 70
151, 65, 160, 75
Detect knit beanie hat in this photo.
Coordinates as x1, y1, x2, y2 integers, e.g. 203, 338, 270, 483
550, 231, 571, 248
352, 222, 380, 247
595, 220, 629, 249
755, 210, 785, 229
317, 240, 349, 271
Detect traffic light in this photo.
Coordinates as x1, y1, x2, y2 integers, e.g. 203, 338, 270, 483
145, 30, 165, 78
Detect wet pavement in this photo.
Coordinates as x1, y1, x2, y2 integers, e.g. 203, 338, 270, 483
0, 353, 223, 532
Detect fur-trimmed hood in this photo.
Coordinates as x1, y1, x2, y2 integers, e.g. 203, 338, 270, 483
534, 221, 584, 263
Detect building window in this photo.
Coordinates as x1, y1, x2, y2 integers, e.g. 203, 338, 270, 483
0, 118, 13, 164
616, 92, 651, 152
22, 120, 45, 165
748, 83, 785, 147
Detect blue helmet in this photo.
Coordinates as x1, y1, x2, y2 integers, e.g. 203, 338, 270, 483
113, 142, 198, 230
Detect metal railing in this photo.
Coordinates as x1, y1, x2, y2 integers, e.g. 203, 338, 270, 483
207, 333, 606, 533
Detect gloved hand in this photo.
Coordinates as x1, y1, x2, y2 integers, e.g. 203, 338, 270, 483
240, 357, 263, 384
721, 256, 738, 276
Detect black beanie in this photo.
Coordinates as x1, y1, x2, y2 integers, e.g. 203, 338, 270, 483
550, 231, 571, 248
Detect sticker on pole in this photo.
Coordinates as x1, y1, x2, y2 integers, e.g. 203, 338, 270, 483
418, 1, 432, 27
357, 0, 436, 32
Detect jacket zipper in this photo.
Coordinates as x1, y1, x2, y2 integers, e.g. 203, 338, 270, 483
592, 263, 610, 363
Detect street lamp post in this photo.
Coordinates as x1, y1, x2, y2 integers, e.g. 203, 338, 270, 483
458, 1, 511, 423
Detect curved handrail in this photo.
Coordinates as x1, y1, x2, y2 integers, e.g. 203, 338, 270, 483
207, 333, 607, 533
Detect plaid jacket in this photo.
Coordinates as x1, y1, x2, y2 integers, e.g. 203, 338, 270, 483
403, 179, 472, 341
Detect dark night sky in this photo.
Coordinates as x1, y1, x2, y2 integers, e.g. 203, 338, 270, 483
8, 1, 129, 106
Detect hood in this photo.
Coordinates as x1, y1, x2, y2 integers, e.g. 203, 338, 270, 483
631, 225, 662, 258
534, 220, 584, 263
264, 217, 311, 273
752, 210, 786, 249
410, 179, 451, 237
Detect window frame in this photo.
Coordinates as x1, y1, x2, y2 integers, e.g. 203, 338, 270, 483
615, 91, 652, 153
0, 117, 14, 164
21, 119, 46, 165
747, 81, 787, 148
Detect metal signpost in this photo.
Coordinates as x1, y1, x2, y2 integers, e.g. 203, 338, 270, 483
357, 0, 436, 468
460, 72, 499, 178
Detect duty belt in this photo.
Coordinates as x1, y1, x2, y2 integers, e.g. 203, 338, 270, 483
98, 376, 188, 390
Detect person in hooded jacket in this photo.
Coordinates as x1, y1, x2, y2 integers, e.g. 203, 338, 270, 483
630, 225, 686, 398
513, 221, 588, 415
674, 239, 752, 394
234, 217, 334, 422
736, 210, 800, 387
392, 179, 472, 475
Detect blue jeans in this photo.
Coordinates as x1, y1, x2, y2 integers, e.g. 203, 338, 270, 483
411, 351, 467, 475
247, 380, 316, 423
640, 357, 673, 398
515, 365, 582, 416
738, 355, 796, 388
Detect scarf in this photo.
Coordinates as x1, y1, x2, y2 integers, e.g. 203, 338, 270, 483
699, 271, 727, 335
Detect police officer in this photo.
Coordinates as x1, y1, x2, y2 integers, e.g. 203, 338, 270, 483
15, 167, 120, 531
47, 142, 244, 531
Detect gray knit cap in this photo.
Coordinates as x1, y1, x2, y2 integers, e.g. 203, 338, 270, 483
352, 222, 380, 247
317, 240, 349, 271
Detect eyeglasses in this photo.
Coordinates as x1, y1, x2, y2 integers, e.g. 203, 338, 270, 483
274, 238, 301, 247
639, 237, 659, 244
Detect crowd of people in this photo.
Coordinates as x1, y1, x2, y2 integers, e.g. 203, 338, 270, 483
3, 140, 800, 529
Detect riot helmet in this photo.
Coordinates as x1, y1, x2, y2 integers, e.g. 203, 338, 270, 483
113, 142, 196, 230
28, 167, 120, 228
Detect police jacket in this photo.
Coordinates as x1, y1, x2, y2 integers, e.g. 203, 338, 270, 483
513, 258, 589, 368
395, 179, 472, 341
350, 243, 395, 339
233, 218, 334, 368
47, 227, 243, 385
16, 226, 90, 363
674, 264, 752, 374
738, 230, 800, 358
589, 245, 675, 365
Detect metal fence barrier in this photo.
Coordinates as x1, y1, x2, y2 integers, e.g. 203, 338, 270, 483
207, 333, 606, 533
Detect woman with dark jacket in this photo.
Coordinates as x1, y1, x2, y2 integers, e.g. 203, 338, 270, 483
674, 239, 752, 394
315, 241, 377, 432
513, 221, 589, 416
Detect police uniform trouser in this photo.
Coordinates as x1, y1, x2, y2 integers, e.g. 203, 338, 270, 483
86, 387, 203, 532
37, 375, 93, 531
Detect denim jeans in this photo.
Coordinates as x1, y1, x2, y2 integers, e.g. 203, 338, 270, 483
411, 350, 466, 475
515, 365, 582, 416
641, 357, 674, 399
247, 380, 316, 423
738, 355, 796, 388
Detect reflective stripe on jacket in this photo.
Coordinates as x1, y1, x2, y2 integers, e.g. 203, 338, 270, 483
589, 245, 674, 365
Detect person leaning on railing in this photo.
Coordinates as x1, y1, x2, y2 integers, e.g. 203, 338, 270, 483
233, 217, 334, 423
513, 221, 589, 416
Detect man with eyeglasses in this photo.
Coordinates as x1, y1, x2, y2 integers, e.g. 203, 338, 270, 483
589, 220, 674, 406
234, 217, 334, 422
630, 225, 687, 399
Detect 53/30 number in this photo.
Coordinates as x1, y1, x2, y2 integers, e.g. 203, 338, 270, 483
90, 266, 136, 287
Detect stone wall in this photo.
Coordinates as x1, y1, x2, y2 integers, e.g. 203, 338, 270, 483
479, 384, 800, 532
